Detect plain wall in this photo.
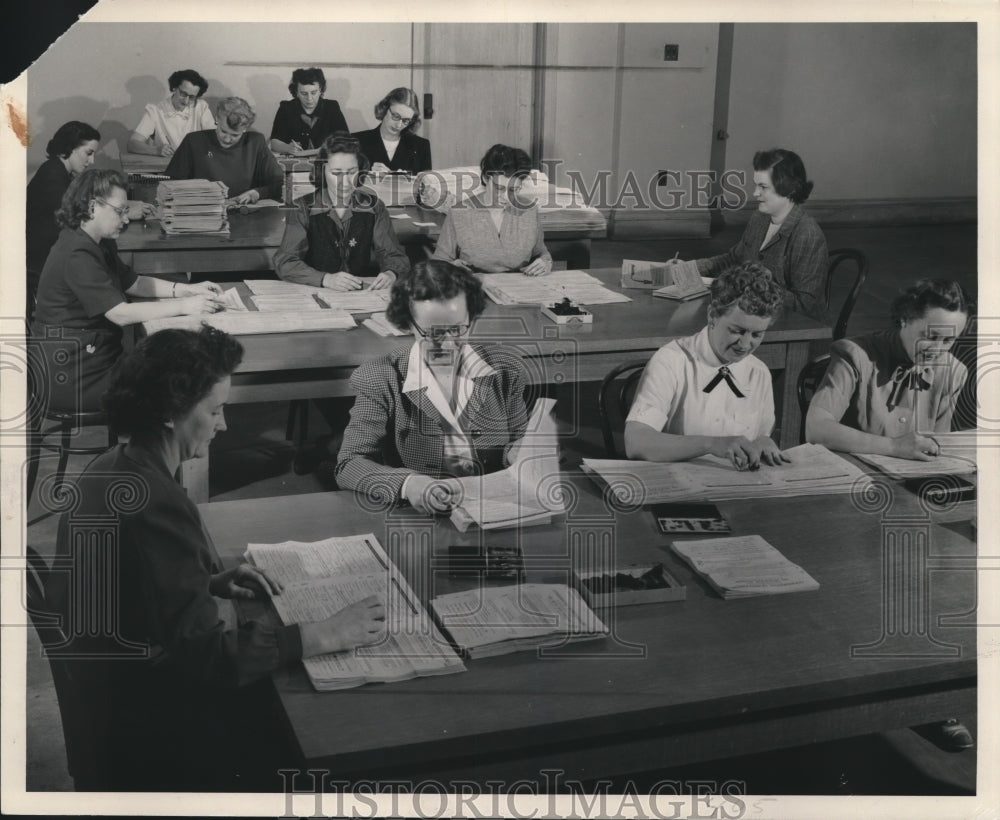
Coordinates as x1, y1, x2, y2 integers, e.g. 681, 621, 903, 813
724, 22, 977, 202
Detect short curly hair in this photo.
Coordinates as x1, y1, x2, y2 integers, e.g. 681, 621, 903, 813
168, 69, 208, 96
708, 262, 785, 320
46, 121, 100, 159
479, 144, 532, 186
215, 96, 255, 130
104, 326, 244, 442
753, 148, 814, 204
289, 67, 326, 96
374, 87, 421, 133
890, 279, 974, 328
386, 260, 487, 332
55, 168, 127, 230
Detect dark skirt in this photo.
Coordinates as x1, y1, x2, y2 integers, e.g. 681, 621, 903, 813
29, 324, 123, 415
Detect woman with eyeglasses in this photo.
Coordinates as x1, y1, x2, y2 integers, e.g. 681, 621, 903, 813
274, 132, 410, 292
128, 69, 216, 158
432, 143, 552, 277
269, 67, 349, 154
352, 88, 431, 176
31, 168, 223, 413
335, 259, 529, 514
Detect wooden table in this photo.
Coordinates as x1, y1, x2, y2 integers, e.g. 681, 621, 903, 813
178, 269, 829, 501
199, 477, 976, 786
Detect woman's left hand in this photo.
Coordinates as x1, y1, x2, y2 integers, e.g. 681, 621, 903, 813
183, 281, 224, 296
212, 563, 283, 600
753, 436, 792, 468
231, 190, 261, 208
127, 200, 157, 220
522, 257, 552, 277
368, 271, 397, 290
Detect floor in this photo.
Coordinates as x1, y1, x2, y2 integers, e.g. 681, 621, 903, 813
21, 222, 978, 793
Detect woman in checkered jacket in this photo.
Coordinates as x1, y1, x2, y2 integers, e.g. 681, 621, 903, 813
335, 259, 529, 514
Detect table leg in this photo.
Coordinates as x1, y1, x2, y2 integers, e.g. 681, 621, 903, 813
181, 458, 210, 504
780, 341, 810, 448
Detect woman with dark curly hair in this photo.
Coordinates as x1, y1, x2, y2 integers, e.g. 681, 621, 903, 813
31, 168, 223, 413
806, 279, 972, 460
45, 326, 385, 791
269, 67, 349, 154
335, 259, 529, 514
274, 132, 410, 291
671, 148, 829, 321
432, 143, 552, 276
625, 262, 790, 470
128, 68, 216, 157
352, 87, 431, 175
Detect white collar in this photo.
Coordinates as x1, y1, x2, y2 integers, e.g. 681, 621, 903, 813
402, 342, 496, 428
160, 97, 193, 119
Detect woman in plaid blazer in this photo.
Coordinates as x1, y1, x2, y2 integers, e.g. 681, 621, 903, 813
336, 260, 529, 514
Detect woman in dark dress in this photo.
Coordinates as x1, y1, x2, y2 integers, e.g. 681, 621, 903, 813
269, 67, 349, 153
353, 87, 432, 176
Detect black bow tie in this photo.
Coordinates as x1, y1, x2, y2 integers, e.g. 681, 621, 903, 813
703, 366, 745, 398
886, 365, 931, 411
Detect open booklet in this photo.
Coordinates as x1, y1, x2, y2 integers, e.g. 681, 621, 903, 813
853, 430, 978, 479
671, 535, 819, 599
430, 583, 608, 659
450, 397, 565, 531
582, 443, 871, 505
245, 534, 465, 691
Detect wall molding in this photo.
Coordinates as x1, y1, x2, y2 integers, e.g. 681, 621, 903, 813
721, 197, 977, 228
609, 208, 712, 239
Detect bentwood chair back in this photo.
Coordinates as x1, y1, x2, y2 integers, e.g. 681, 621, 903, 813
826, 248, 868, 341
598, 359, 649, 458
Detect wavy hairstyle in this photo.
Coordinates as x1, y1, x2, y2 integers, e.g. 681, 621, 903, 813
386, 259, 487, 332
891, 279, 974, 327
289, 67, 327, 96
104, 326, 244, 442
479, 144, 532, 186
45, 121, 101, 159
753, 148, 814, 204
168, 69, 208, 96
708, 262, 785, 320
215, 96, 255, 130
55, 168, 127, 230
374, 87, 421, 132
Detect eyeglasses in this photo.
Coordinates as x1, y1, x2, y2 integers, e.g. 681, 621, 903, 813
174, 89, 199, 101
387, 111, 413, 126
96, 199, 129, 218
411, 320, 471, 342
490, 179, 524, 195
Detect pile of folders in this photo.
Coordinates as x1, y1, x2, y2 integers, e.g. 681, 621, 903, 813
156, 179, 230, 235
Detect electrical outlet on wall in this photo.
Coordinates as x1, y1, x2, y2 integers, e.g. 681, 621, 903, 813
664, 44, 679, 61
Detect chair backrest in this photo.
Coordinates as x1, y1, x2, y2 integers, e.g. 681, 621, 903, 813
796, 354, 831, 444
826, 248, 868, 340
598, 359, 649, 458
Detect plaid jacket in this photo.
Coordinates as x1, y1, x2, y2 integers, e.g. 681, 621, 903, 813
335, 343, 528, 503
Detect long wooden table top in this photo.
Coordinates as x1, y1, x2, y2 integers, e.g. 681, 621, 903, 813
200, 474, 975, 775
222, 268, 830, 378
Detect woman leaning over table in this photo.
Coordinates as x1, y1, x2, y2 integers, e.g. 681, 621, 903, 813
335, 259, 529, 514
165, 96, 284, 207
806, 278, 973, 461
269, 67, 349, 154
352, 87, 432, 176
45, 326, 386, 791
273, 131, 410, 292
679, 148, 828, 321
31, 169, 223, 414
432, 143, 552, 276
625, 262, 790, 472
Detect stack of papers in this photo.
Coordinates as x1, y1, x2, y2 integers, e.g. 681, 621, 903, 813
671, 535, 819, 599
853, 430, 978, 479
142, 309, 355, 335
156, 179, 229, 235
244, 280, 390, 314
430, 584, 608, 659
246, 534, 466, 690
582, 444, 871, 504
481, 270, 631, 306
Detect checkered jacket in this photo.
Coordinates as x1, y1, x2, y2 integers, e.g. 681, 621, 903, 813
335, 343, 528, 503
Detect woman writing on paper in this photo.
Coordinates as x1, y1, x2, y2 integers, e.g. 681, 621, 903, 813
335, 260, 530, 513
806, 279, 972, 460
625, 262, 790, 471
31, 169, 223, 414
269, 67, 349, 154
353, 87, 432, 176
45, 327, 386, 791
669, 149, 828, 321
273, 132, 410, 291
432, 144, 552, 277
128, 69, 216, 157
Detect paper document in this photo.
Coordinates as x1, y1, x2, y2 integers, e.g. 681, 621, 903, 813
217, 288, 247, 311
142, 308, 355, 335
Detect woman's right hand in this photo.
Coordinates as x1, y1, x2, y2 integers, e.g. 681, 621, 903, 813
159, 144, 175, 157
301, 595, 386, 658
890, 431, 939, 461
403, 475, 464, 515
181, 294, 223, 315
371, 162, 391, 176
322, 272, 364, 291
709, 436, 758, 471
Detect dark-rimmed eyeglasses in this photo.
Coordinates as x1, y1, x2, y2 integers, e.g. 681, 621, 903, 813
411, 320, 471, 342
96, 199, 129, 218
387, 111, 413, 126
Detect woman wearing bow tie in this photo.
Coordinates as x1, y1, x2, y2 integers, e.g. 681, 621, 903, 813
806, 279, 972, 460
625, 262, 789, 471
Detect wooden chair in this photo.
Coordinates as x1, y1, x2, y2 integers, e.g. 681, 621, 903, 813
796, 354, 831, 444
597, 359, 649, 458
826, 248, 868, 341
